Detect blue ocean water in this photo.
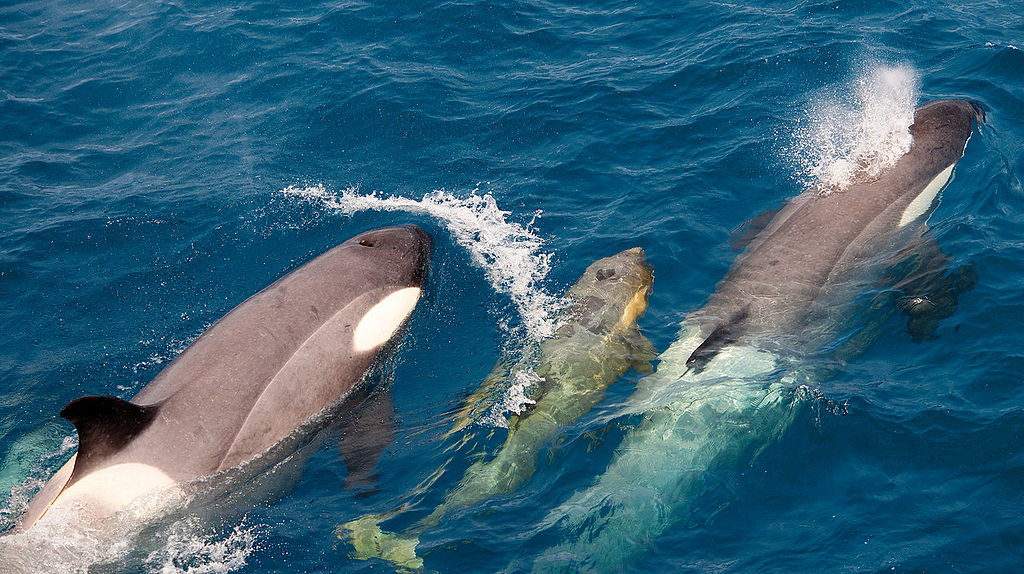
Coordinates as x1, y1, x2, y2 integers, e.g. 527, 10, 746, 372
2, 0, 1023, 571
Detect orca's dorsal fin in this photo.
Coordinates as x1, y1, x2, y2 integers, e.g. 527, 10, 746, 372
686, 307, 750, 373
60, 396, 160, 486
729, 208, 782, 252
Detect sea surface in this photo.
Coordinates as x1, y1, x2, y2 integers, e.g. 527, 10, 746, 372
2, 0, 1023, 572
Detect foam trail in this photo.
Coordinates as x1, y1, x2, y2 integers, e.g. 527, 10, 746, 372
790, 64, 920, 193
1, 433, 259, 573
282, 185, 560, 341
479, 365, 543, 427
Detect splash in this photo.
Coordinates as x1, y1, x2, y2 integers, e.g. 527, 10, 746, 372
0, 429, 76, 530
480, 366, 542, 428
0, 517, 132, 574
791, 64, 920, 194
0, 501, 261, 574
0, 427, 259, 574
281, 185, 561, 341
144, 520, 262, 574
280, 184, 564, 421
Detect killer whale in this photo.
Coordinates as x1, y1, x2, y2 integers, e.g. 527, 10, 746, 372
15, 224, 432, 532
684, 99, 982, 362
532, 99, 983, 572
342, 248, 656, 569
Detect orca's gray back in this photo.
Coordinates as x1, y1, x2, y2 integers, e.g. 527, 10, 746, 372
16, 225, 431, 532
694, 99, 980, 351
124, 225, 429, 479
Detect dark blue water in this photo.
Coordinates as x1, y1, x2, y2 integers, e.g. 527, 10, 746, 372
2, 0, 1023, 571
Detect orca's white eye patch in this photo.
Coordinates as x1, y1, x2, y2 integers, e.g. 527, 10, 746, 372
899, 163, 955, 227
353, 287, 422, 351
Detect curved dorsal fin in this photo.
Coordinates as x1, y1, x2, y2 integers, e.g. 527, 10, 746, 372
60, 396, 160, 486
686, 307, 750, 373
729, 208, 782, 252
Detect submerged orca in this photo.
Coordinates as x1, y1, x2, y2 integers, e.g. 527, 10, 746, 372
686, 98, 983, 361
16, 224, 432, 532
533, 99, 983, 572
342, 248, 656, 569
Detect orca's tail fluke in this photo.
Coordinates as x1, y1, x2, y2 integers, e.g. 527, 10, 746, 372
338, 514, 423, 571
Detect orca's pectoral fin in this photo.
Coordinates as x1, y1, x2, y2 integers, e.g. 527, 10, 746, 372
896, 263, 977, 342
887, 236, 977, 341
60, 396, 161, 486
338, 389, 396, 495
886, 234, 978, 341
686, 307, 749, 373
619, 330, 657, 375
630, 356, 655, 375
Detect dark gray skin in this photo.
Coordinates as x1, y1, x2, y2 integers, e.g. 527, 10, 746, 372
688, 99, 982, 365
18, 224, 431, 531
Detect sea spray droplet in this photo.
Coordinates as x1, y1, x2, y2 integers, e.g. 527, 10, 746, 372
789, 65, 921, 194
483, 366, 542, 428
280, 185, 562, 341
145, 520, 263, 574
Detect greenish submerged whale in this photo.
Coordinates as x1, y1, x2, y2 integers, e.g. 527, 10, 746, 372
531, 99, 983, 572
341, 248, 655, 569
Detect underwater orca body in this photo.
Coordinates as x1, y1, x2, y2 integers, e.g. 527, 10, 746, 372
533, 99, 982, 572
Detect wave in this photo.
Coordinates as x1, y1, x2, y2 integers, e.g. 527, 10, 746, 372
281, 185, 565, 422
281, 185, 561, 341
0, 514, 260, 574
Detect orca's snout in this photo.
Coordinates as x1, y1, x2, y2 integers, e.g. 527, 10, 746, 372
967, 100, 986, 124
402, 224, 432, 286
403, 224, 433, 256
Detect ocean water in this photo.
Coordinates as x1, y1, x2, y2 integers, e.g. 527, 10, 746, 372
2, 0, 1023, 572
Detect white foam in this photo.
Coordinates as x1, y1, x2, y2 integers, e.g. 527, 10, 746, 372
0, 502, 260, 574
281, 185, 561, 340
789, 64, 920, 194
0, 429, 259, 573
144, 520, 262, 574
0, 516, 131, 573
478, 367, 543, 428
